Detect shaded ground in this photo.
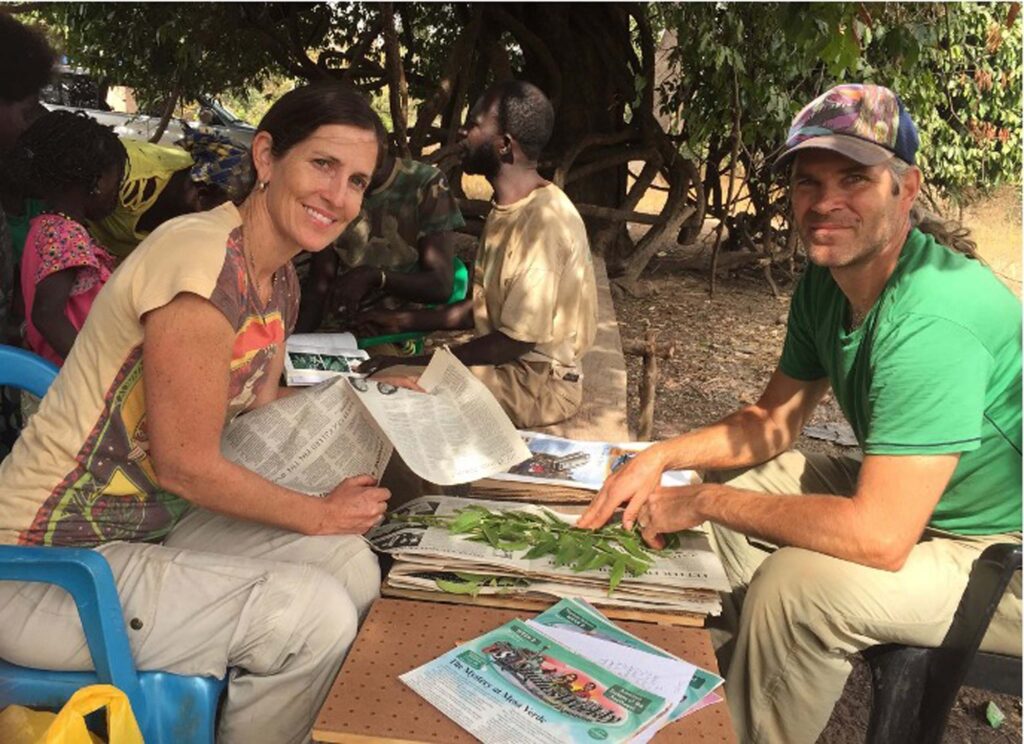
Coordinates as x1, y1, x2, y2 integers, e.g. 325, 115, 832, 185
615, 187, 1022, 742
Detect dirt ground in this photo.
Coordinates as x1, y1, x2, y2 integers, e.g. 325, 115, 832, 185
614, 186, 1022, 742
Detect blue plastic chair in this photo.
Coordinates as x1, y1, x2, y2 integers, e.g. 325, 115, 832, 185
0, 344, 226, 743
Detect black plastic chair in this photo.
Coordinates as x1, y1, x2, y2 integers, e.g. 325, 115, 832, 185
863, 542, 1022, 743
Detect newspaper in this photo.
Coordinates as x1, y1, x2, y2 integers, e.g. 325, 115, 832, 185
222, 349, 531, 489
368, 495, 729, 614
400, 618, 670, 743
284, 332, 370, 386
490, 431, 698, 491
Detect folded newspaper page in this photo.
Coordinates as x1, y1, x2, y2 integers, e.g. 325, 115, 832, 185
400, 618, 669, 743
532, 599, 724, 724
223, 349, 530, 489
221, 377, 392, 495
490, 432, 699, 491
353, 348, 530, 485
368, 496, 729, 614
285, 332, 369, 386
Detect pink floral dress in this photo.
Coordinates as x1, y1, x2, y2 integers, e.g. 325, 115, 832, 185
20, 213, 115, 365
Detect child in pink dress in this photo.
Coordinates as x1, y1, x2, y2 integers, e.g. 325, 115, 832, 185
12, 110, 126, 365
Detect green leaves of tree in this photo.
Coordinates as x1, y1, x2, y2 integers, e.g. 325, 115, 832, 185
393, 505, 674, 595
656, 2, 1021, 206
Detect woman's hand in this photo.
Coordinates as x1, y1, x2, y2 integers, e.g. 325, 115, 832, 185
576, 446, 670, 530
316, 475, 391, 535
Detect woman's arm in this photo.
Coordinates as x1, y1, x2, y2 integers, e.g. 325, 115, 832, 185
32, 269, 79, 359
143, 292, 389, 535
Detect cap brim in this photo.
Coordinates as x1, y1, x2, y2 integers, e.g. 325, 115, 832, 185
773, 135, 895, 172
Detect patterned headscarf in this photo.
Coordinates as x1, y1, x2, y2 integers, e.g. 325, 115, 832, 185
776, 84, 919, 169
176, 127, 251, 198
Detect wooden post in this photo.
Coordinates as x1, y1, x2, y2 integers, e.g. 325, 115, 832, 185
623, 330, 674, 440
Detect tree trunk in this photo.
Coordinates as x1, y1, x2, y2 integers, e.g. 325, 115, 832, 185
149, 81, 181, 144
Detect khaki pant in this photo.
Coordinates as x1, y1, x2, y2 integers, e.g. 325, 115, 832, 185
471, 359, 582, 428
705, 451, 1021, 744
0, 509, 381, 744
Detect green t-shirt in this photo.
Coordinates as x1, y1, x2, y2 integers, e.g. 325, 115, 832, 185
780, 228, 1022, 535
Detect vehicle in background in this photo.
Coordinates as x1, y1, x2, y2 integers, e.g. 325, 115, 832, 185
40, 66, 256, 147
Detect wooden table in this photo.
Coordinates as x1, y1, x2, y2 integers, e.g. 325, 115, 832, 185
313, 597, 737, 743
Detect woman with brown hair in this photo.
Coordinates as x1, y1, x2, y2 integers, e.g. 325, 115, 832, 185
0, 83, 390, 744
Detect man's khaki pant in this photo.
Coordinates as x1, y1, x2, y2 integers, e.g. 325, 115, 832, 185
471, 359, 582, 429
0, 509, 381, 744
705, 451, 1021, 744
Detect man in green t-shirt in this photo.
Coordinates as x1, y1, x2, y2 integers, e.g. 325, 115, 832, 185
579, 84, 1022, 743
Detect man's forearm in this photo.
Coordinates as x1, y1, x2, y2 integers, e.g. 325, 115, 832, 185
647, 405, 797, 473
690, 483, 902, 571
377, 298, 474, 333
382, 267, 453, 305
448, 331, 534, 367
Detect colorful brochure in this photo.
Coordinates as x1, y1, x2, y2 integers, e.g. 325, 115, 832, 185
400, 618, 669, 743
533, 599, 725, 720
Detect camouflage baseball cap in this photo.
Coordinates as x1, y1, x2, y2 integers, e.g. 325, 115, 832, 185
776, 83, 919, 169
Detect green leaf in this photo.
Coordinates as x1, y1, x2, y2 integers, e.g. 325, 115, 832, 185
436, 578, 482, 596
985, 701, 1005, 729
608, 557, 627, 594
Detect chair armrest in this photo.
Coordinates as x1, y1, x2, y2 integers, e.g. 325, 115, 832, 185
0, 344, 59, 398
0, 546, 147, 723
945, 542, 1022, 651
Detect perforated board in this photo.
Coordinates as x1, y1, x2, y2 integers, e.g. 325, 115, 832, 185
313, 597, 736, 743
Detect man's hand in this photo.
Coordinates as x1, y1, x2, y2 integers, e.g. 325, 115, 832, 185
352, 309, 408, 337
356, 355, 406, 377
333, 266, 384, 320
315, 475, 391, 535
577, 447, 670, 530
634, 485, 706, 549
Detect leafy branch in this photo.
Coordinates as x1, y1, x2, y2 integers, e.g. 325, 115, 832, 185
392, 505, 678, 594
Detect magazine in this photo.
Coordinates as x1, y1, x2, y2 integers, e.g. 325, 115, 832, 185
475, 432, 698, 501
222, 348, 531, 488
400, 618, 670, 743
284, 332, 370, 386
532, 599, 724, 724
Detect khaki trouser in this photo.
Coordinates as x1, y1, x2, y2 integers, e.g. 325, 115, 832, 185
0, 509, 381, 744
471, 359, 582, 428
704, 451, 1022, 744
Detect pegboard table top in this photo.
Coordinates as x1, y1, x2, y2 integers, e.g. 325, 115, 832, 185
313, 597, 737, 743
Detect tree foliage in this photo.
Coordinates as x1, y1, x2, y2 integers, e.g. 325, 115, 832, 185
24, 1, 1022, 288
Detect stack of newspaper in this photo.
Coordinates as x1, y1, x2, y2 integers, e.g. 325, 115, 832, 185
472, 431, 699, 503
401, 597, 724, 743
368, 495, 729, 617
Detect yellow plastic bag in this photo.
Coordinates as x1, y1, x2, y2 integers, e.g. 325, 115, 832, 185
0, 684, 143, 744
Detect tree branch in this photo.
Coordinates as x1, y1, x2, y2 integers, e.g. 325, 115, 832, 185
565, 144, 656, 186
554, 130, 636, 187
338, 16, 385, 82
485, 5, 563, 110
382, 2, 411, 158
409, 8, 482, 156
